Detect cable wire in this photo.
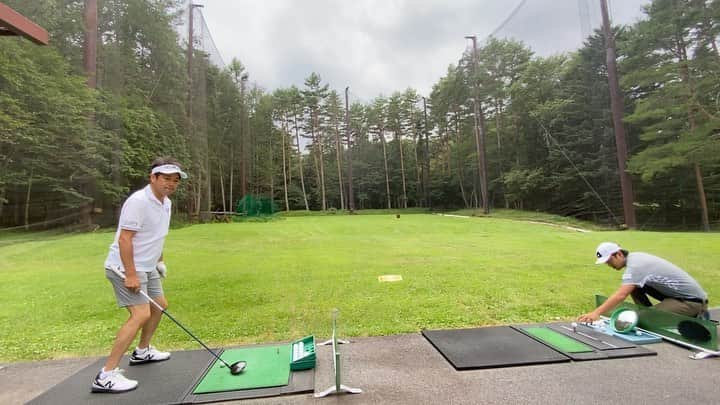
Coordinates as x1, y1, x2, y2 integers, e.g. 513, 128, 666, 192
532, 115, 622, 225
487, 0, 529, 39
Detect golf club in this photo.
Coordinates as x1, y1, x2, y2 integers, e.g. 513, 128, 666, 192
109, 267, 246, 375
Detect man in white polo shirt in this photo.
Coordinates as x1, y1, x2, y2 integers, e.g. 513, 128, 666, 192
578, 242, 709, 324
92, 157, 187, 393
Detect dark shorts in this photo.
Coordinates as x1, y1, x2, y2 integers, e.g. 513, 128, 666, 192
105, 268, 164, 307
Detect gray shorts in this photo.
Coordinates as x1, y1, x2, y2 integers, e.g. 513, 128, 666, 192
105, 268, 164, 307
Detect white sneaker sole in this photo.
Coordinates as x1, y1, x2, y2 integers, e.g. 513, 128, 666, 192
128, 356, 170, 365
91, 384, 138, 393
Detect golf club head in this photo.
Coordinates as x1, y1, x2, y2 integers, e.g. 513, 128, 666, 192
230, 360, 247, 375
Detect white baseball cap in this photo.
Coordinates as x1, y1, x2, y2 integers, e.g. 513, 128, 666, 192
595, 242, 621, 264
151, 164, 188, 179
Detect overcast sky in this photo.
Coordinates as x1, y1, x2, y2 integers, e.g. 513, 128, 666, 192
194, 0, 650, 102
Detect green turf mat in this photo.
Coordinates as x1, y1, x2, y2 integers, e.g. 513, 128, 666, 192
193, 345, 291, 394
522, 327, 594, 353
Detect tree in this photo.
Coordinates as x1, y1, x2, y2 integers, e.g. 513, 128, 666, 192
477, 37, 533, 208
301, 73, 330, 210
325, 90, 345, 209
386, 93, 409, 208
0, 39, 102, 227
367, 97, 392, 208
623, 0, 720, 230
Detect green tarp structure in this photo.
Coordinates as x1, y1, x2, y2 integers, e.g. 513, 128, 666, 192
235, 195, 277, 217
595, 295, 718, 351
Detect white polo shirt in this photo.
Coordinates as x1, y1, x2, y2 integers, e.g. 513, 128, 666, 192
105, 185, 172, 272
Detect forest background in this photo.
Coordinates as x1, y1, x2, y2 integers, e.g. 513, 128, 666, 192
1, 0, 719, 231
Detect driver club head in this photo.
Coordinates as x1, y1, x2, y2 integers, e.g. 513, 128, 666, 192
230, 360, 247, 375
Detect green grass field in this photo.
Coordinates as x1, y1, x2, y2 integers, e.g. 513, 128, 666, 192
1, 212, 718, 362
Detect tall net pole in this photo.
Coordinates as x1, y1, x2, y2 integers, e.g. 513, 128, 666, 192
600, 0, 636, 228
345, 87, 355, 211
465, 35, 489, 214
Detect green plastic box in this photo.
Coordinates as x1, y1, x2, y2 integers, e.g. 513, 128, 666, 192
290, 335, 316, 371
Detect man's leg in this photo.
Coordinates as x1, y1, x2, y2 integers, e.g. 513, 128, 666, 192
103, 304, 151, 371
656, 298, 703, 317
130, 272, 171, 364
630, 287, 653, 307
138, 295, 167, 348
137, 270, 166, 349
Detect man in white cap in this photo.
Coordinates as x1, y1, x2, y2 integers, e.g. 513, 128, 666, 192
92, 157, 187, 393
578, 242, 708, 323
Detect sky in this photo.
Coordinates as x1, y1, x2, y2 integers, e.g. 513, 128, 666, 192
193, 0, 650, 103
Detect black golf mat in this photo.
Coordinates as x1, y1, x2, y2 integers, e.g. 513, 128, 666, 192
27, 349, 213, 405
26, 348, 314, 405
422, 326, 570, 370
512, 323, 657, 361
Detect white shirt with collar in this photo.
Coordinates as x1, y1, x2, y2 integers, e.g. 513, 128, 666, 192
105, 185, 172, 272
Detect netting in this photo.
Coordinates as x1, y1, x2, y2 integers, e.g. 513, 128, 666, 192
235, 195, 278, 217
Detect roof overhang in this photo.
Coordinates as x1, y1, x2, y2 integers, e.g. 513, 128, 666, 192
0, 3, 49, 45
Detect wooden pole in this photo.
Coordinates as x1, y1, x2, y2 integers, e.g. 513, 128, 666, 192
600, 0, 636, 228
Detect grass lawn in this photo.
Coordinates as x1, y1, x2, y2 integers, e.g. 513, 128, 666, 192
1, 212, 718, 362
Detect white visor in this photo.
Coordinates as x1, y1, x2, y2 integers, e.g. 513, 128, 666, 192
151, 164, 188, 179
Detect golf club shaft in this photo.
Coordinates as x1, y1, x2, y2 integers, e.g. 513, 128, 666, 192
109, 267, 233, 369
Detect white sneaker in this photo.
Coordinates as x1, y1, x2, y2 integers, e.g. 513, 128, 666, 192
91, 368, 138, 393
129, 345, 171, 365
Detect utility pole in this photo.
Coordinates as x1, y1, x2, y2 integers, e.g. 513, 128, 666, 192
345, 86, 355, 212
187, 3, 203, 125
422, 97, 431, 209
187, 3, 203, 216
465, 35, 489, 214
600, 0, 636, 228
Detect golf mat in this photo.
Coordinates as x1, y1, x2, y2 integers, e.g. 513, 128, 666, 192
573, 321, 662, 344
422, 326, 570, 370
181, 364, 314, 404
513, 324, 657, 361
545, 323, 648, 349
26, 349, 213, 405
520, 327, 594, 353
192, 344, 291, 394
26, 347, 314, 405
